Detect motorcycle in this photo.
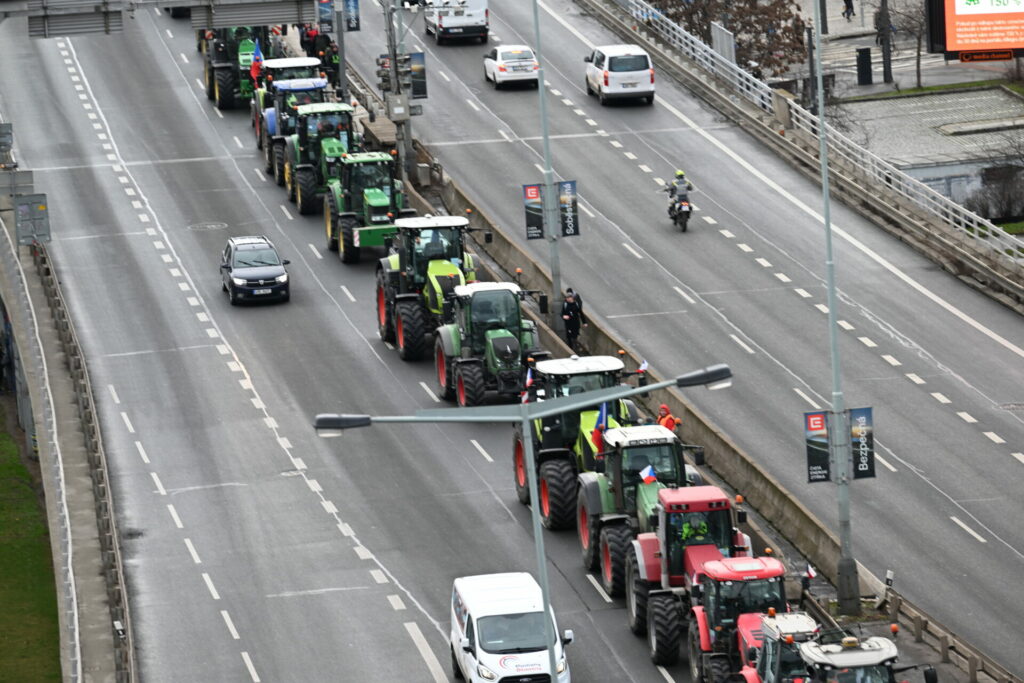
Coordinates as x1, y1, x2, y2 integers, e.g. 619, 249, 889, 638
662, 186, 693, 232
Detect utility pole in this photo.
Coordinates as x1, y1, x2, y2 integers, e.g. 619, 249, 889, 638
880, 0, 893, 84
818, 0, 829, 35
381, 0, 410, 182
806, 25, 817, 114
333, 1, 348, 99
394, 1, 415, 179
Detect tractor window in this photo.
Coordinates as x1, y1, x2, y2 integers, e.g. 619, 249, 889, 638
621, 444, 679, 487
347, 163, 392, 209
273, 66, 318, 80
471, 290, 520, 348
776, 642, 809, 680
308, 113, 351, 136
414, 228, 461, 262
551, 371, 616, 397
715, 576, 786, 624
828, 667, 888, 683
665, 509, 732, 574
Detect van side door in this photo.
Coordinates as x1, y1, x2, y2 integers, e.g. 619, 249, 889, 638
461, 614, 478, 675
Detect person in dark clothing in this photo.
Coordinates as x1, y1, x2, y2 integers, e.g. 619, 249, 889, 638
842, 0, 855, 21
561, 291, 586, 351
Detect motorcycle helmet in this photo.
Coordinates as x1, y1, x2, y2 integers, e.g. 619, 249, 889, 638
675, 169, 686, 178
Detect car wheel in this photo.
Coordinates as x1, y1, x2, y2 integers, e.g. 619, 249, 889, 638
585, 77, 594, 96
228, 286, 239, 306
598, 88, 607, 106
646, 93, 655, 105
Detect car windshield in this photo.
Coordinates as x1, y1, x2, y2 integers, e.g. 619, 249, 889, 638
477, 612, 554, 654
825, 666, 890, 683
716, 576, 785, 622
622, 444, 680, 485
308, 113, 351, 136
234, 247, 280, 267
501, 49, 534, 61
609, 54, 649, 72
551, 371, 617, 396
471, 290, 520, 333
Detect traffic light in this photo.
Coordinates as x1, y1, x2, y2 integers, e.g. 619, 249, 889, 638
375, 55, 393, 93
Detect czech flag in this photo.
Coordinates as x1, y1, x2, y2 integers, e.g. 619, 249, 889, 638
250, 39, 264, 82
806, 564, 817, 579
591, 402, 609, 450
640, 464, 657, 484
520, 368, 533, 403
638, 360, 648, 373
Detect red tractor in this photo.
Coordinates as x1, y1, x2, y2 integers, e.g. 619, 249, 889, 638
734, 610, 820, 683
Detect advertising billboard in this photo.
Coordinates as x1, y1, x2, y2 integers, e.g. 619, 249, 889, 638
934, 0, 1024, 55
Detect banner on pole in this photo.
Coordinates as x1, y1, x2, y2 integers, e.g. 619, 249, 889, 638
523, 185, 544, 240
850, 407, 875, 479
558, 180, 579, 237
410, 52, 427, 99
344, 0, 360, 31
804, 411, 830, 483
318, 0, 334, 33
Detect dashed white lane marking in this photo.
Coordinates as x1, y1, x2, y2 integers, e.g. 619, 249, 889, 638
370, 569, 388, 584
250, 398, 264, 409
214, 109, 224, 119
672, 286, 695, 304
719, 229, 734, 238
750, 258, 771, 269
984, 432, 1005, 444
131, 199, 143, 209
169, 267, 182, 277
585, 574, 613, 603
388, 595, 407, 610
657, 666, 675, 683
438, 70, 450, 82
354, 546, 373, 560
203, 572, 221, 599
419, 381, 440, 402
653, 177, 666, 186
308, 243, 322, 259
322, 500, 338, 514
205, 328, 219, 338
162, 254, 173, 263
195, 78, 204, 90
278, 437, 292, 450
121, 412, 135, 433
233, 136, 243, 148
730, 334, 755, 354
340, 285, 356, 302
165, 28, 173, 38
1013, 453, 1024, 464
561, 98, 573, 106
622, 242, 643, 259
498, 129, 512, 142
167, 504, 183, 529
146, 228, 157, 236
118, 175, 129, 184
858, 336, 877, 348
774, 273, 791, 283
837, 320, 854, 331
135, 441, 150, 464
404, 622, 446, 683
241, 651, 260, 682
815, 304, 829, 314
263, 416, 278, 429
470, 439, 494, 463
280, 205, 293, 220
307, 479, 322, 493
186, 297, 200, 307
338, 522, 354, 536
586, 119, 598, 127
196, 312, 209, 322
254, 168, 266, 182
579, 203, 595, 218
623, 151, 637, 160
957, 411, 977, 423
221, 610, 240, 639
610, 140, 622, 148
180, 52, 189, 64
151, 472, 167, 496
108, 384, 121, 404
876, 454, 897, 472
123, 186, 135, 194
951, 516, 987, 543
291, 457, 306, 471
702, 215, 717, 224
466, 99, 481, 112
384, 341, 394, 350
906, 373, 925, 384
931, 392, 951, 404
737, 243, 753, 253
638, 164, 652, 172
534, 163, 545, 174
550, 88, 562, 96
239, 378, 253, 390
184, 538, 201, 564
573, 108, 586, 116
793, 387, 822, 410
794, 288, 812, 298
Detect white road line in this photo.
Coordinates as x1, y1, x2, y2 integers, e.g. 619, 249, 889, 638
371, 569, 388, 584
151, 472, 167, 496
794, 288, 812, 298
534, 163, 545, 174
170, 267, 182, 278
793, 387, 822, 409
585, 574, 613, 603
719, 229, 735, 238
195, 78, 204, 90
657, 666, 676, 683
233, 136, 243, 148
624, 152, 637, 160
672, 286, 695, 304
241, 651, 260, 682
263, 416, 278, 429
638, 164, 652, 172
254, 168, 266, 181
774, 273, 791, 283
205, 328, 218, 338
216, 344, 229, 354
906, 373, 925, 384
188, 297, 201, 307
292, 457, 306, 470
354, 546, 373, 560
876, 454, 897, 472
280, 205, 293, 220
815, 304, 829, 314
622, 242, 643, 259
404, 622, 447, 683
550, 88, 562, 96
167, 504, 183, 529
587, 118, 599, 126
214, 109, 224, 119
880, 354, 901, 366
221, 610, 240, 639
121, 412, 135, 433
239, 379, 252, 390
165, 28, 173, 38
250, 398, 264, 409
837, 320, 854, 331
108, 384, 121, 404
957, 411, 977, 423
579, 203, 595, 218
184, 538, 201, 564
561, 98, 573, 106
322, 500, 338, 514
737, 243, 753, 253
153, 6, 161, 13
610, 140, 622, 148
498, 129, 512, 142
470, 439, 494, 462
730, 334, 755, 354
227, 361, 242, 372
702, 215, 717, 224
466, 99, 481, 112
573, 108, 586, 116
388, 595, 407, 610
308, 243, 322, 259
951, 516, 987, 543
419, 381, 440, 402
438, 70, 451, 81
203, 573, 221, 599
858, 336, 877, 348
307, 479, 322, 493
135, 441, 150, 464
983, 432, 1005, 444
338, 522, 354, 536
930, 392, 950, 404
754, 257, 772, 268
653, 177, 666, 186
341, 285, 356, 302
162, 254, 173, 263
1012, 453, 1024, 464
180, 52, 189, 64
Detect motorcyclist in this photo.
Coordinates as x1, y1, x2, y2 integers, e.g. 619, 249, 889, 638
666, 170, 693, 215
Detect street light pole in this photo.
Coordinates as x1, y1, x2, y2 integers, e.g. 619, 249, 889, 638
333, 2, 348, 100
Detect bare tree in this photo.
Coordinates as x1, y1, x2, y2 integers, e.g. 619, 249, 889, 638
879, 0, 928, 88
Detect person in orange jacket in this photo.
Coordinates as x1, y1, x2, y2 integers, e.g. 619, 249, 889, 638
657, 404, 679, 430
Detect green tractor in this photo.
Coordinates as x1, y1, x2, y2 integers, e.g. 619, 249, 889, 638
282, 102, 359, 215
576, 425, 705, 597
512, 355, 645, 530
323, 151, 416, 262
433, 282, 550, 407
203, 26, 283, 110
375, 215, 491, 361
257, 79, 330, 186
251, 56, 323, 141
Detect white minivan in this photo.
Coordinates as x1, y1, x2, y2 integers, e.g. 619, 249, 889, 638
584, 44, 655, 105
424, 0, 489, 45
450, 573, 573, 683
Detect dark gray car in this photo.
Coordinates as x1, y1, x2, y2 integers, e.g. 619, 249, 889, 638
220, 235, 290, 305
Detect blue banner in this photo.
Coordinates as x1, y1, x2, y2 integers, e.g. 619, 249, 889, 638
850, 407, 875, 479
318, 0, 334, 33
344, 0, 360, 31
558, 180, 579, 237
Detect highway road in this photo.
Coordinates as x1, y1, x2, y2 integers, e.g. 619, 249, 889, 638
0, 0, 1020, 680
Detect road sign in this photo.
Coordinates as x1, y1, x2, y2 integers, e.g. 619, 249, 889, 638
2, 170, 33, 195
14, 194, 51, 245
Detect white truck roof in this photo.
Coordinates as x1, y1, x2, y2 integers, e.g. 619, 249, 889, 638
760, 612, 819, 641
394, 215, 470, 230
453, 573, 543, 618
602, 425, 677, 448
262, 57, 321, 69
800, 636, 899, 669
535, 355, 624, 376
453, 282, 521, 298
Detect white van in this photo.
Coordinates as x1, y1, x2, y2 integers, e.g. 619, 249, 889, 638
423, 0, 489, 45
450, 573, 573, 683
584, 44, 655, 105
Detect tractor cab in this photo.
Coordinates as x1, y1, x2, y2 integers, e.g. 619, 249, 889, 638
341, 152, 401, 220
457, 283, 524, 355
269, 79, 328, 137
296, 102, 357, 161
393, 216, 473, 291
737, 611, 819, 683
259, 56, 322, 89
696, 557, 787, 651
799, 633, 937, 683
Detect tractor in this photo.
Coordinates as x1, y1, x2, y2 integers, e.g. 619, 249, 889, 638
202, 26, 285, 110
252, 57, 323, 149
794, 631, 938, 683
375, 215, 489, 361
324, 151, 416, 261
733, 610, 820, 683
511, 354, 645, 530
281, 102, 358, 214
257, 79, 329, 186
576, 425, 705, 597
433, 282, 549, 407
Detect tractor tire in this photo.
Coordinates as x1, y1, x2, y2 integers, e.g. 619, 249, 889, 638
395, 301, 427, 361
376, 272, 395, 343
284, 162, 296, 203
577, 492, 601, 571
263, 132, 274, 172
626, 548, 649, 636
214, 68, 235, 110
647, 593, 683, 666
435, 338, 455, 401
708, 657, 730, 683
456, 363, 486, 407
688, 621, 705, 679
204, 62, 215, 100
273, 143, 286, 186
539, 459, 576, 530
324, 194, 339, 251
599, 524, 632, 597
296, 168, 318, 215
512, 430, 530, 505
339, 217, 361, 264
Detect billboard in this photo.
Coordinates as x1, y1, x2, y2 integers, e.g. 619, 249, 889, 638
928, 0, 1024, 56
804, 411, 831, 483
410, 52, 427, 99
318, 0, 334, 33
345, 0, 361, 31
558, 181, 580, 237
850, 407, 875, 479
523, 185, 544, 240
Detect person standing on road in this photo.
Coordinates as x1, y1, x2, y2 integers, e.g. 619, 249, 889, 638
656, 404, 680, 431
561, 291, 586, 351
842, 0, 855, 21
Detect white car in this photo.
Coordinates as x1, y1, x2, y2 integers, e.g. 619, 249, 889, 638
584, 44, 655, 105
483, 45, 539, 89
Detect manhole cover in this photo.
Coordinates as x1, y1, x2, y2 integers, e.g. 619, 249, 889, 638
188, 221, 228, 231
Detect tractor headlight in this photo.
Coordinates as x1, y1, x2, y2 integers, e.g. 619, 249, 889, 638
476, 664, 497, 681
232, 277, 246, 287
557, 656, 568, 674
275, 273, 289, 283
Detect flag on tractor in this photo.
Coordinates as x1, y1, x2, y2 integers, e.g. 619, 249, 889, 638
590, 402, 609, 451
250, 39, 264, 82
640, 464, 657, 484
520, 368, 533, 403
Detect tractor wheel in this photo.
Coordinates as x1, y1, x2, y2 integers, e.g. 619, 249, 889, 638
284, 162, 296, 203
204, 62, 215, 100
263, 131, 274, 172
214, 68, 235, 110
273, 144, 286, 186
435, 338, 455, 401
538, 459, 576, 530
688, 620, 705, 679
339, 217, 361, 264
577, 492, 601, 571
376, 272, 395, 343
395, 301, 427, 361
296, 168, 318, 215
512, 430, 530, 505
599, 524, 631, 597
324, 195, 339, 251
626, 548, 649, 636
647, 593, 683, 666
708, 657, 730, 683
456, 363, 486, 407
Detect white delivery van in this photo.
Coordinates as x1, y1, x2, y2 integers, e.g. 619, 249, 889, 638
450, 572, 573, 683
584, 44, 656, 105
424, 0, 489, 45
